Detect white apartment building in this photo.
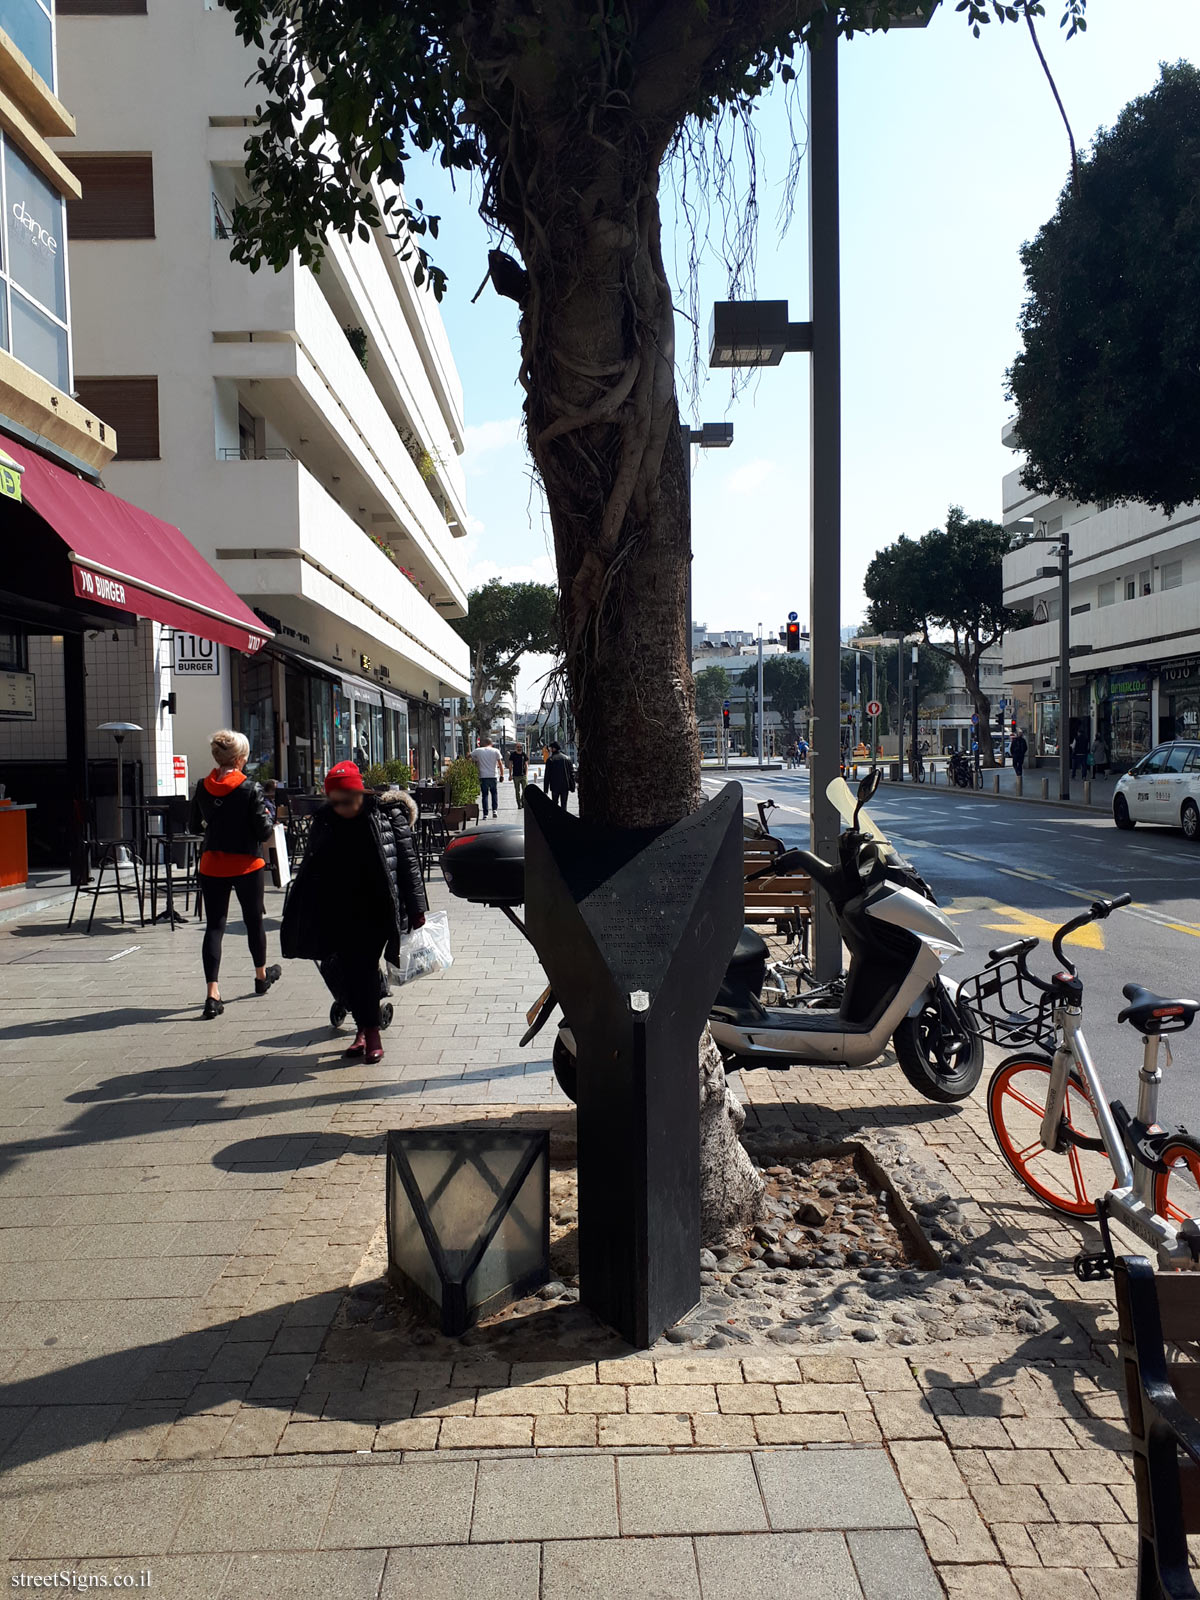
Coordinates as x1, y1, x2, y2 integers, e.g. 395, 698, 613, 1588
48, 0, 470, 793
1000, 417, 1199, 770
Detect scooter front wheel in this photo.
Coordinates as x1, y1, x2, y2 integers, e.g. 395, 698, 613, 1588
894, 991, 984, 1103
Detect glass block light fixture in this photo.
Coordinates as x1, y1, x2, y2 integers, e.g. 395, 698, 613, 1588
386, 1129, 550, 1336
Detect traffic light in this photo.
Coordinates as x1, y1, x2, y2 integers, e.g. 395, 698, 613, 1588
993, 705, 1004, 731
722, 706, 730, 729
785, 621, 801, 653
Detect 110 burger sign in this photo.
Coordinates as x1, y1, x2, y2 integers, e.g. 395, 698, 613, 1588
11, 199, 58, 256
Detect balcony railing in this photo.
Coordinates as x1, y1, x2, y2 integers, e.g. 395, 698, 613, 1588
219, 446, 296, 462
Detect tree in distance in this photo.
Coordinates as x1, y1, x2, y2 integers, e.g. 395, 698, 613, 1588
451, 580, 558, 739
741, 656, 811, 747
694, 665, 733, 725
864, 509, 1020, 768
1009, 61, 1200, 516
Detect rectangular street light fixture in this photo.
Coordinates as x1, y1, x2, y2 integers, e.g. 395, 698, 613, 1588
386, 1128, 550, 1337
708, 301, 814, 367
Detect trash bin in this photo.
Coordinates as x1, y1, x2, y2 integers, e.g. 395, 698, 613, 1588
889, 761, 900, 782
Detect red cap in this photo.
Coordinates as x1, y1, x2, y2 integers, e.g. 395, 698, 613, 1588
324, 761, 365, 795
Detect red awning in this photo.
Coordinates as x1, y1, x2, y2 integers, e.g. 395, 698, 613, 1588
5, 438, 272, 654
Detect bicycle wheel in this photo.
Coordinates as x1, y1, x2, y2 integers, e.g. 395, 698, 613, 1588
987, 1055, 1111, 1217
1154, 1135, 1200, 1227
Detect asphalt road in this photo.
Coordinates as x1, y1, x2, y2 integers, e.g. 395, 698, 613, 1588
703, 766, 1200, 1132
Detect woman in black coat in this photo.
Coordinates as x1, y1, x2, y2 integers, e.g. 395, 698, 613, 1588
281, 761, 426, 1063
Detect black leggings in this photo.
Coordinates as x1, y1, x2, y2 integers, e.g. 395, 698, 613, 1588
339, 937, 389, 1031
198, 869, 267, 984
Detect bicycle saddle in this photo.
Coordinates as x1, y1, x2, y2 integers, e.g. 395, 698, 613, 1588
1118, 983, 1200, 1034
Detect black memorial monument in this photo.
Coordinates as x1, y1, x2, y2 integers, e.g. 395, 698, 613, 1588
523, 782, 743, 1347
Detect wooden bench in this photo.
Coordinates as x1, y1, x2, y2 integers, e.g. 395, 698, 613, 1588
743, 838, 814, 953
1114, 1255, 1200, 1598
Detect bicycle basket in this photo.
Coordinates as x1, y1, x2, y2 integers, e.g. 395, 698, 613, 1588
958, 959, 1057, 1052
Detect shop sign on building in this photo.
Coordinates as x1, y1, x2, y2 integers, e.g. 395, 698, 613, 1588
173, 634, 220, 676
1108, 671, 1150, 700
0, 669, 35, 720
0, 451, 22, 502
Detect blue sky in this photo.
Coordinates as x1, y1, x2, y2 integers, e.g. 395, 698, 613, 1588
407, 3, 1198, 710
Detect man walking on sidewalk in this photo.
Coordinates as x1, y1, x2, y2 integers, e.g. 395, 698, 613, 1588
508, 744, 529, 810
470, 734, 505, 819
543, 742, 575, 810
1011, 728, 1028, 779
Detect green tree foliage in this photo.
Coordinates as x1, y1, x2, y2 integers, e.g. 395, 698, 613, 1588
843, 643, 951, 727
741, 657, 811, 744
694, 666, 732, 724
218, 0, 1084, 828
450, 580, 559, 737
864, 508, 1019, 766
1009, 62, 1200, 516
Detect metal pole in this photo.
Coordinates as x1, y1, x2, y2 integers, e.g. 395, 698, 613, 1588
757, 625, 765, 768
871, 652, 878, 767
896, 638, 905, 782
910, 644, 919, 776
808, 22, 842, 981
1058, 541, 1071, 801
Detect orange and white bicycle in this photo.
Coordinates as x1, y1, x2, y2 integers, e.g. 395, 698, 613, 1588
961, 895, 1200, 1277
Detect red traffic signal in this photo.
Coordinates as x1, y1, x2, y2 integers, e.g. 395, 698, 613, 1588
722, 707, 730, 728
785, 621, 801, 653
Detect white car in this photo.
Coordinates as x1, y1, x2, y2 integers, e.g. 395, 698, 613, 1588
1113, 741, 1200, 838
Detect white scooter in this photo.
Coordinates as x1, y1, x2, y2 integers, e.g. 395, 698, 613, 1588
706, 770, 982, 1101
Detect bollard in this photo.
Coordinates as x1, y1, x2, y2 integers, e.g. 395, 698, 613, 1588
992, 773, 1000, 795
1041, 778, 1050, 801
1015, 775, 1022, 798
1083, 779, 1091, 806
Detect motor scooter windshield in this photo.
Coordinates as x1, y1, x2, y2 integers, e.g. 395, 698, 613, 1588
825, 776, 888, 845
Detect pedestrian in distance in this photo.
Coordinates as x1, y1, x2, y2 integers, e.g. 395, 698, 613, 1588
543, 742, 575, 810
508, 744, 529, 810
261, 779, 278, 824
1071, 725, 1090, 781
189, 729, 280, 1021
469, 734, 505, 819
1091, 732, 1109, 777
280, 761, 426, 1065
1010, 728, 1028, 778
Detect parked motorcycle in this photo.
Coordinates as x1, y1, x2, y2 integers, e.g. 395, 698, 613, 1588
947, 749, 975, 789
438, 770, 982, 1105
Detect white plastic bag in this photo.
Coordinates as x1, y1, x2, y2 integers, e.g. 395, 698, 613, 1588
390, 909, 453, 986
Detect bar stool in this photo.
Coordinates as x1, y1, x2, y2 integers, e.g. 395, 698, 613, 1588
67, 839, 146, 933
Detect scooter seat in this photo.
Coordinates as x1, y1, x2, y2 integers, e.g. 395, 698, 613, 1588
731, 927, 770, 967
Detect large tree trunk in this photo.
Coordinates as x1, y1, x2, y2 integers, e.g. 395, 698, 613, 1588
500, 133, 762, 1230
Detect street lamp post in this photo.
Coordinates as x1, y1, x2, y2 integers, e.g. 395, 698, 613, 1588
911, 643, 920, 775
757, 623, 765, 767
682, 421, 734, 657
1035, 526, 1072, 801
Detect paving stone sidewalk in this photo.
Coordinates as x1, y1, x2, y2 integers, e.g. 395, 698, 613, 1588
0, 782, 1142, 1597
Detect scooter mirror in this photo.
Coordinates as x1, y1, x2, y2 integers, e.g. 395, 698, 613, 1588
857, 768, 882, 804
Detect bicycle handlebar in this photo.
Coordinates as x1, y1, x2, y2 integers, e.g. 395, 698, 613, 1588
986, 896, 1132, 989
1050, 894, 1132, 972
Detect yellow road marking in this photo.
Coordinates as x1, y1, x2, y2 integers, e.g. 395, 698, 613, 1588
1166, 922, 1200, 940
982, 903, 1104, 950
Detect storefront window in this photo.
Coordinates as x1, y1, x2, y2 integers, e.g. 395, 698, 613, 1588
332, 684, 350, 764
1034, 698, 1059, 758
386, 706, 409, 767
284, 667, 314, 791
232, 654, 275, 782
0, 134, 69, 391
310, 679, 334, 785
352, 698, 374, 766
1111, 698, 1151, 771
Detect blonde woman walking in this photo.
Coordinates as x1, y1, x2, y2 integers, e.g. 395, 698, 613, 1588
188, 729, 279, 1020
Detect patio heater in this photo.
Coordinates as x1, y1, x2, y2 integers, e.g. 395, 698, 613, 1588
97, 721, 143, 841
